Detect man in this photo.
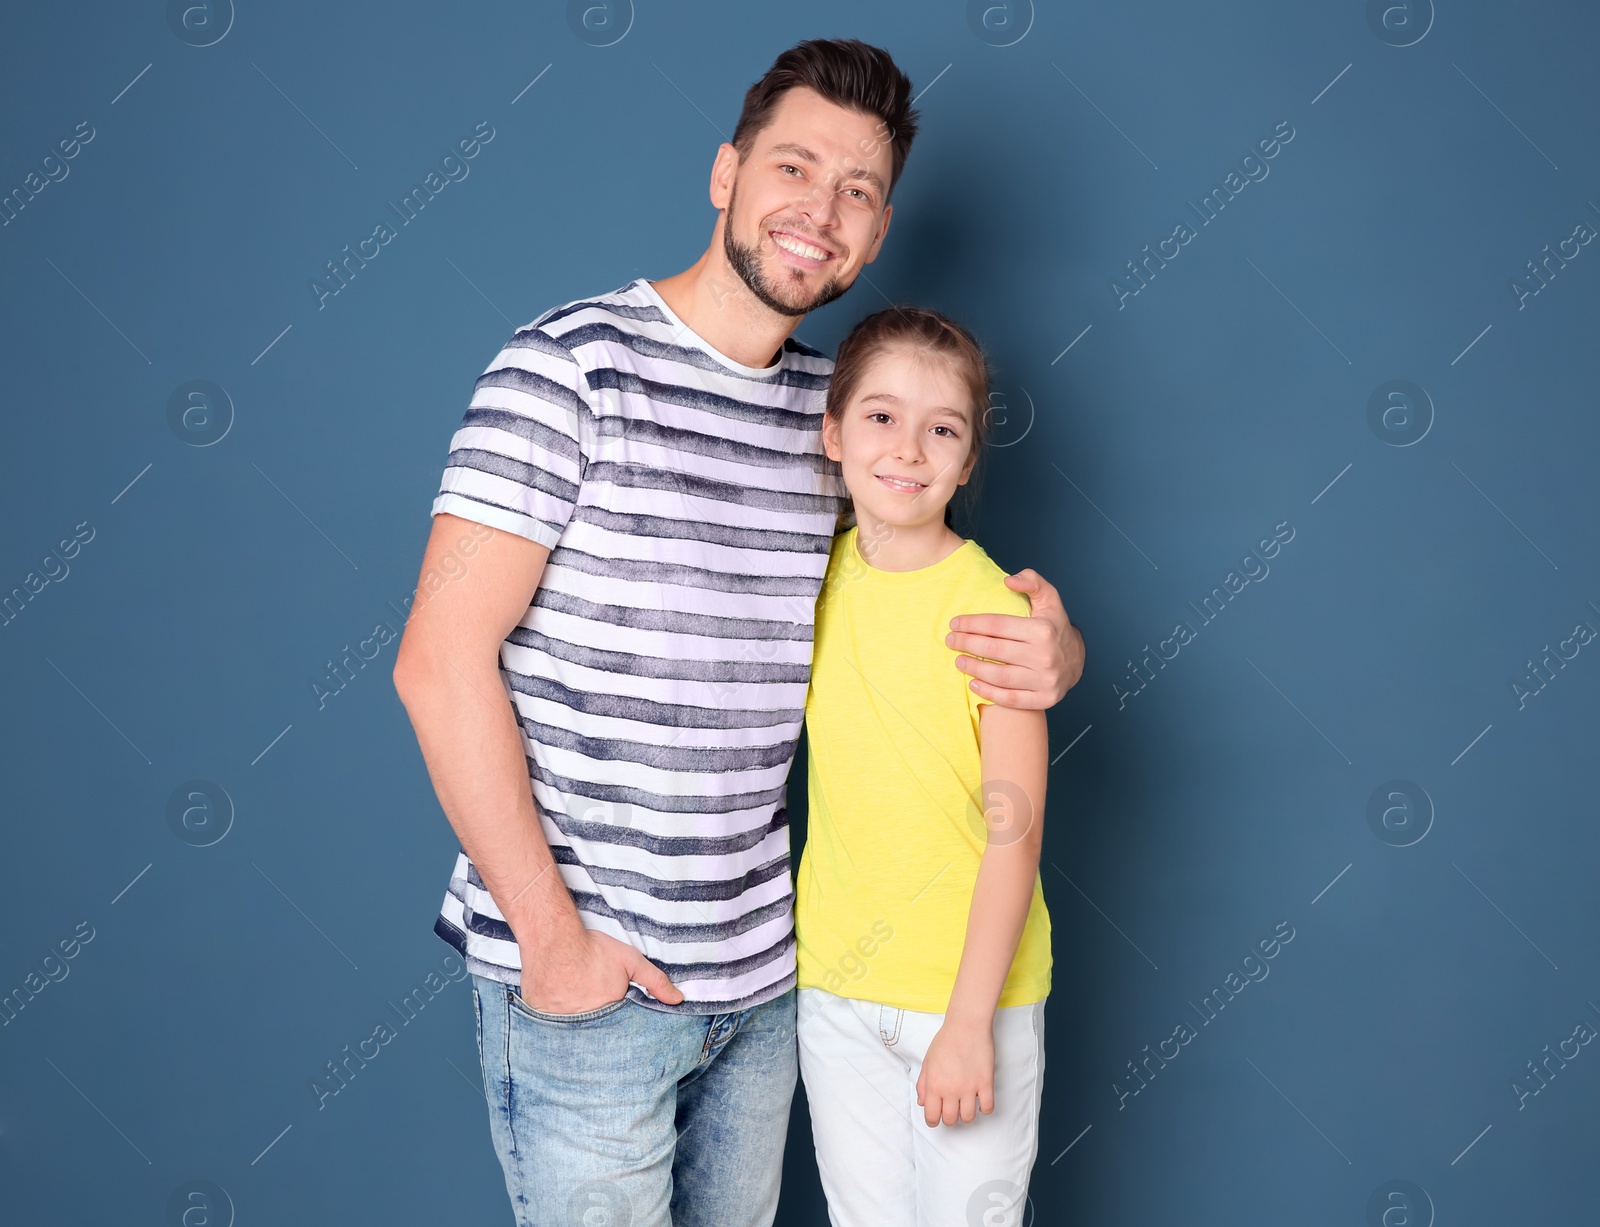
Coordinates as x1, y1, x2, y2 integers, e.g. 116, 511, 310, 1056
393, 37, 1084, 1227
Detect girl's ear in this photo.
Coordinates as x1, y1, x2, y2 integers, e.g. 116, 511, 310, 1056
822, 412, 843, 462
957, 438, 979, 486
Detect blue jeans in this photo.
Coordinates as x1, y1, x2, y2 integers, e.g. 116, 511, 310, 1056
472, 973, 798, 1226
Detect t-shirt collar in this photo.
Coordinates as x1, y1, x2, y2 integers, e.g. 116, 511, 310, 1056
634, 277, 787, 378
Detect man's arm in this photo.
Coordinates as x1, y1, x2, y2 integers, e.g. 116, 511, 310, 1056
946, 569, 1086, 710
392, 512, 682, 1012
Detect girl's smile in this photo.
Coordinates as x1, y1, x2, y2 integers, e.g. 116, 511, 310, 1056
874, 472, 928, 493
822, 344, 979, 571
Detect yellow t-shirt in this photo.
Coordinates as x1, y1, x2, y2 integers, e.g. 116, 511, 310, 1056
795, 527, 1053, 1013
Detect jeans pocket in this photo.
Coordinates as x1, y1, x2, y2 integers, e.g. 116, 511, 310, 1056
877, 1004, 904, 1047
507, 983, 630, 1025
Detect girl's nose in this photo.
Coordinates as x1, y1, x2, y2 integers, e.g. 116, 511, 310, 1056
892, 432, 923, 463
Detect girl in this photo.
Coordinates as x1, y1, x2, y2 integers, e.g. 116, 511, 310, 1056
796, 307, 1052, 1227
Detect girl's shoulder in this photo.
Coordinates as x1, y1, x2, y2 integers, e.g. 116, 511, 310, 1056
948, 538, 1032, 617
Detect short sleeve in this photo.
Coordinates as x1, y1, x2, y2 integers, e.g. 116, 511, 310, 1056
430, 324, 590, 549
963, 576, 1033, 724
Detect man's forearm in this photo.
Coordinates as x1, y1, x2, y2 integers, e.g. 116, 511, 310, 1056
395, 651, 581, 950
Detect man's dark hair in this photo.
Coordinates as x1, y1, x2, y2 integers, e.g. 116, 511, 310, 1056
731, 38, 920, 199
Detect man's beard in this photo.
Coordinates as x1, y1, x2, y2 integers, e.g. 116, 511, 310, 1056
722, 191, 851, 318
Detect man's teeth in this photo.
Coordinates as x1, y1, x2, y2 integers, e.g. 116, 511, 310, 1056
772, 232, 828, 260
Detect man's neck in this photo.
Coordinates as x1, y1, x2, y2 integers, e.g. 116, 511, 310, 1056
649, 244, 801, 370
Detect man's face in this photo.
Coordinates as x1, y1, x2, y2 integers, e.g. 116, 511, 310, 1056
716, 86, 896, 318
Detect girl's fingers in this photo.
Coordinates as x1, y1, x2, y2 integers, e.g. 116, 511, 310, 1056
959, 1094, 977, 1123
979, 1084, 995, 1114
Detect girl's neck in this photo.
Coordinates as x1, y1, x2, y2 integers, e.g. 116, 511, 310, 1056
854, 510, 965, 572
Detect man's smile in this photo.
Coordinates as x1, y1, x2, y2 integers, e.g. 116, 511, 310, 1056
769, 228, 835, 267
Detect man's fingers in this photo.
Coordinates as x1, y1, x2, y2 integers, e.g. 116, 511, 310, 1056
626, 951, 684, 1004
954, 656, 1034, 691
966, 679, 1051, 711
979, 1084, 995, 1115
1003, 567, 1044, 596
948, 611, 1046, 643
1005, 568, 1065, 617
947, 630, 1048, 664
924, 1095, 942, 1127
959, 1094, 978, 1124
941, 1097, 960, 1126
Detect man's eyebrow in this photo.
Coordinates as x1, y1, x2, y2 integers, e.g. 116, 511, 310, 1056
766, 141, 887, 198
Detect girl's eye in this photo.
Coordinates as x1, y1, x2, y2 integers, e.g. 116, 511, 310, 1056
867, 412, 892, 424
931, 425, 957, 438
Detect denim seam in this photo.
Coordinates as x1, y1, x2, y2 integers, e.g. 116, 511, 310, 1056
509, 988, 629, 1025
698, 1012, 735, 1063
472, 981, 487, 1094
501, 984, 517, 1160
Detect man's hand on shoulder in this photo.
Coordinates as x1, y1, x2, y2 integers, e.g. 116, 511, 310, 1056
946, 568, 1085, 710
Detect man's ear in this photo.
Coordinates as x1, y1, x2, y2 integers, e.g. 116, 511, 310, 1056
822, 413, 843, 462
862, 201, 893, 265
710, 143, 738, 211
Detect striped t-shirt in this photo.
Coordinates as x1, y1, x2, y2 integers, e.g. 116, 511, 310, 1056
430, 277, 844, 1013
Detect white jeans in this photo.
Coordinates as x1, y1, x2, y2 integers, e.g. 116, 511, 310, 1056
796, 987, 1046, 1227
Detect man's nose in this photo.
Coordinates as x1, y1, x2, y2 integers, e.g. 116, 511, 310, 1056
797, 177, 840, 228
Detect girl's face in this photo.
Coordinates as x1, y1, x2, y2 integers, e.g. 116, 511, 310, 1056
822, 346, 977, 532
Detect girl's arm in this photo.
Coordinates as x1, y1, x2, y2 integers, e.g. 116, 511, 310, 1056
917, 702, 1047, 1127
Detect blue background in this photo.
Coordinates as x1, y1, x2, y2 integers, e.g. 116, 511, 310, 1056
3, 1, 1597, 1223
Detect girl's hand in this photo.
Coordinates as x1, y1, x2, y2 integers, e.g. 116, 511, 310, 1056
916, 1016, 996, 1126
